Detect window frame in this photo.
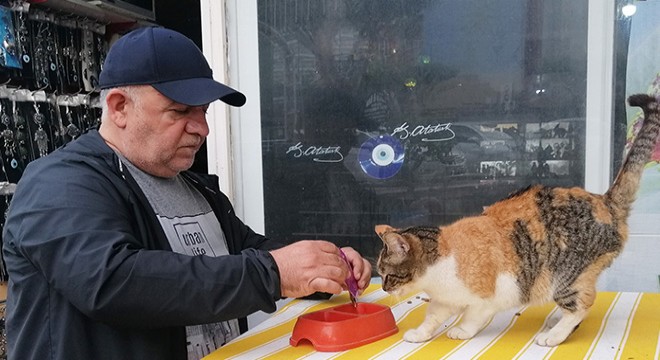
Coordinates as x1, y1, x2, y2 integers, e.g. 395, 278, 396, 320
202, 0, 615, 234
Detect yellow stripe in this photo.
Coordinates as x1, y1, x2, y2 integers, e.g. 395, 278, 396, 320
397, 316, 462, 360
612, 293, 642, 360
471, 307, 525, 359
478, 302, 557, 360
396, 317, 469, 359
617, 292, 660, 360
205, 301, 334, 360
203, 284, 382, 360
439, 316, 496, 360
205, 289, 660, 360
584, 292, 622, 359
546, 291, 618, 360
261, 290, 406, 360
516, 306, 561, 360
260, 336, 318, 360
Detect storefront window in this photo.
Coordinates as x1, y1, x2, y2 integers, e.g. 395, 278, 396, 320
612, 0, 660, 234
256, 0, 588, 263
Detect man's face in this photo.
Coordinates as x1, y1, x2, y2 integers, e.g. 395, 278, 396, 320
122, 86, 210, 178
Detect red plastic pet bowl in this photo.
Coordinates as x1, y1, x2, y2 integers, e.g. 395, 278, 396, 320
289, 302, 398, 352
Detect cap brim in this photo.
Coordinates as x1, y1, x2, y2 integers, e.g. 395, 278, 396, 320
153, 78, 246, 107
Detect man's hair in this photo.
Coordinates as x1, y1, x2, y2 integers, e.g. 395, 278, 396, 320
100, 86, 146, 122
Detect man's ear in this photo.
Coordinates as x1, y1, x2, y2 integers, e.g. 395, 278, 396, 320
104, 89, 130, 128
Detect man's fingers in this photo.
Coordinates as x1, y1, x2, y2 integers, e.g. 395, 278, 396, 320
309, 277, 343, 295
340, 246, 373, 291
272, 241, 372, 298
340, 246, 366, 277
315, 240, 341, 252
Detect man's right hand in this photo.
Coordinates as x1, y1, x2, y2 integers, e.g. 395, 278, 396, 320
269, 240, 349, 298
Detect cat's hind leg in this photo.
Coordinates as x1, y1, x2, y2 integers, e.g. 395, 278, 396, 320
535, 287, 594, 346
447, 304, 496, 340
404, 301, 457, 343
535, 307, 585, 346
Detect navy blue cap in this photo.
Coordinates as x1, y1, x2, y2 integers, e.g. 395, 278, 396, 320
99, 27, 246, 107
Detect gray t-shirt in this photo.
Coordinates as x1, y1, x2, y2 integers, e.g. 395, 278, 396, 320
121, 158, 239, 360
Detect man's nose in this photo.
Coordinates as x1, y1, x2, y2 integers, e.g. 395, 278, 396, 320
186, 111, 210, 137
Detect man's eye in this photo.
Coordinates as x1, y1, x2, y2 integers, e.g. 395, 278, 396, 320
172, 108, 190, 114
171, 106, 207, 115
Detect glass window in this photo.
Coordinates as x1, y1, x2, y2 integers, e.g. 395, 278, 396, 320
256, 0, 588, 263
612, 0, 660, 234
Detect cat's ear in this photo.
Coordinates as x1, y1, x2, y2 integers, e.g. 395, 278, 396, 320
375, 224, 409, 260
375, 224, 395, 236
381, 233, 410, 264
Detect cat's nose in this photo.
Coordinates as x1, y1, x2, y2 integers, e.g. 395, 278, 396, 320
382, 275, 392, 291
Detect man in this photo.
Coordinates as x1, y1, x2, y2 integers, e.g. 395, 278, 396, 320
2, 26, 371, 359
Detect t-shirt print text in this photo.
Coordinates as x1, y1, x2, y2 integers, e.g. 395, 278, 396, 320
174, 222, 215, 256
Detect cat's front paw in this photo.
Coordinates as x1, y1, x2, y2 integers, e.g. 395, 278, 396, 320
535, 330, 566, 347
403, 328, 433, 343
447, 326, 476, 340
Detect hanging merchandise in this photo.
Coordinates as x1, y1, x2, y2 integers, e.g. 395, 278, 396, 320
0, 1, 112, 286
56, 17, 82, 93
0, 6, 20, 70
30, 11, 59, 92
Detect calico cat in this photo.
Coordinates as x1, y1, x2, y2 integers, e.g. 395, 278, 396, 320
375, 94, 660, 347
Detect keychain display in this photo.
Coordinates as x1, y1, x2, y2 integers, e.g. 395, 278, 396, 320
80, 20, 104, 92
30, 12, 59, 91
0, 0, 114, 299
57, 18, 82, 93
0, 89, 101, 179
0, 2, 108, 93
0, 0, 108, 180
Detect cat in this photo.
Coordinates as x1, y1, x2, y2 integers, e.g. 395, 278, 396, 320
375, 94, 660, 347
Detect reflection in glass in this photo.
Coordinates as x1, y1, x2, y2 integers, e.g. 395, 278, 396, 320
612, 0, 660, 232
257, 0, 588, 263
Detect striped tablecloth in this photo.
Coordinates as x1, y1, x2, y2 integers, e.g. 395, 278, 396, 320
204, 284, 660, 360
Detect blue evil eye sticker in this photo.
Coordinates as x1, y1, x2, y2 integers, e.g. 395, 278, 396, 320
358, 135, 404, 179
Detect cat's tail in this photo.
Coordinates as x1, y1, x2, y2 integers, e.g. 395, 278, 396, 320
605, 94, 660, 219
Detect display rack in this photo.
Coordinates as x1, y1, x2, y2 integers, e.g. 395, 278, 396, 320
35, 0, 155, 24
0, 0, 158, 282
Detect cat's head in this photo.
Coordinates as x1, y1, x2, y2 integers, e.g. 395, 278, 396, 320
375, 224, 440, 296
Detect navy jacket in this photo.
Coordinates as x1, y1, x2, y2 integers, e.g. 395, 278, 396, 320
2, 130, 284, 359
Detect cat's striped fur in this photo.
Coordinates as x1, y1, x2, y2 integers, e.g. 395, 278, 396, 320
375, 94, 659, 346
